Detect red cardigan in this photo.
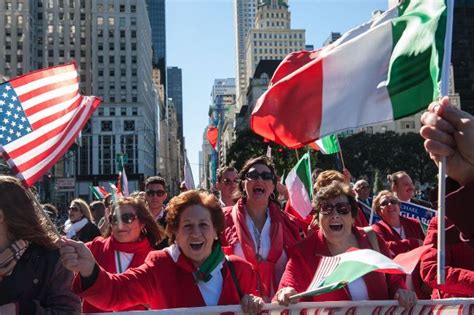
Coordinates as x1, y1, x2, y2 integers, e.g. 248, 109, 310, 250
83, 236, 153, 312
277, 227, 407, 302
72, 248, 258, 310
371, 216, 424, 256
420, 217, 474, 298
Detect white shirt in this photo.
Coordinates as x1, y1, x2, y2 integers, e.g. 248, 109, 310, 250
197, 261, 224, 306
233, 210, 288, 284
114, 251, 134, 273
392, 226, 406, 239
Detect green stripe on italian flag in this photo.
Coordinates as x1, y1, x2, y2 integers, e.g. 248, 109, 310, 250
251, 0, 448, 149
285, 152, 313, 218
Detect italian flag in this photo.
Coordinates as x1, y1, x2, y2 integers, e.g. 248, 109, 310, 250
285, 152, 313, 219
89, 186, 108, 200
314, 134, 340, 155
291, 245, 432, 299
251, 0, 449, 149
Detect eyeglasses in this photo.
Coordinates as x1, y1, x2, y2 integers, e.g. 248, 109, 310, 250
319, 202, 352, 216
222, 178, 239, 185
68, 207, 80, 213
245, 170, 274, 181
146, 189, 166, 197
109, 213, 138, 225
380, 198, 399, 208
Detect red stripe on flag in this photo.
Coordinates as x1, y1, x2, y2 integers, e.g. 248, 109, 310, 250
31, 97, 82, 129
24, 89, 79, 116
14, 105, 88, 171
9, 64, 76, 88
12, 98, 100, 186
250, 57, 324, 149
18, 77, 78, 103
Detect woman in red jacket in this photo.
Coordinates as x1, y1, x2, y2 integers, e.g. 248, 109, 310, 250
420, 217, 474, 298
221, 156, 301, 301
371, 190, 425, 255
276, 181, 416, 308
371, 190, 429, 298
82, 197, 164, 313
60, 190, 264, 314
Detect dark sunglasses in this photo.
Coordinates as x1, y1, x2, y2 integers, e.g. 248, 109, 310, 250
146, 189, 166, 197
68, 207, 80, 212
380, 198, 399, 208
222, 178, 239, 185
319, 202, 352, 216
109, 213, 138, 225
245, 170, 274, 181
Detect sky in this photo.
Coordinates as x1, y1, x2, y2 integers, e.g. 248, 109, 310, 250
166, 0, 389, 186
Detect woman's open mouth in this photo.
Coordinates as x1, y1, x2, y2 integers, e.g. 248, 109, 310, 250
190, 241, 204, 250
329, 223, 343, 231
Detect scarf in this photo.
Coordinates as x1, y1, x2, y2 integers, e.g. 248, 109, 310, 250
0, 239, 29, 281
91, 236, 152, 274
193, 243, 225, 283
231, 199, 290, 300
64, 217, 88, 239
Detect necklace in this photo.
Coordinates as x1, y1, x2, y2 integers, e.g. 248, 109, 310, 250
251, 223, 263, 261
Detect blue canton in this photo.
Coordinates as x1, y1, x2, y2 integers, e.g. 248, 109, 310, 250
0, 82, 32, 146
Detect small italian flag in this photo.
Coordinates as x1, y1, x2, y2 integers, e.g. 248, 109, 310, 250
291, 245, 432, 299
89, 186, 108, 200
251, 0, 450, 148
285, 152, 313, 219
314, 134, 340, 155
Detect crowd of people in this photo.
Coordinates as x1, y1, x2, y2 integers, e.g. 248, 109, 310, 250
0, 97, 473, 314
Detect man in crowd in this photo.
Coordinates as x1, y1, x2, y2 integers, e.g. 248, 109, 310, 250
144, 176, 168, 227
353, 179, 372, 221
388, 171, 433, 208
215, 166, 239, 207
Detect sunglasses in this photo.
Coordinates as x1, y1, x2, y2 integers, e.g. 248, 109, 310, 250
380, 198, 399, 208
245, 170, 274, 181
222, 178, 239, 185
146, 189, 166, 197
319, 202, 352, 216
109, 213, 138, 225
68, 207, 80, 213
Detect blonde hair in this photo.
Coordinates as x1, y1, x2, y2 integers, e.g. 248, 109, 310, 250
71, 198, 94, 223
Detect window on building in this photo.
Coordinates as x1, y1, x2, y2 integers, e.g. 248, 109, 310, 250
121, 107, 127, 116
131, 5, 136, 13
101, 120, 113, 131
124, 120, 135, 131
109, 4, 114, 12
97, 17, 103, 25
132, 107, 138, 116
120, 134, 138, 173
109, 17, 114, 26
98, 135, 115, 175
120, 4, 125, 12
109, 108, 115, 116
79, 135, 93, 175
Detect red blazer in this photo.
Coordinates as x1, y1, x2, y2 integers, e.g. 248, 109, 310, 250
371, 216, 424, 256
420, 217, 474, 298
277, 227, 407, 302
72, 249, 258, 310
83, 236, 153, 312
445, 181, 474, 247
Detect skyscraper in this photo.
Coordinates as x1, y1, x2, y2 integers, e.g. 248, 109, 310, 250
146, 0, 166, 88
167, 66, 183, 140
234, 0, 258, 109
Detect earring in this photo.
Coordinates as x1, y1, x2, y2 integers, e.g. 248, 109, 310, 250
242, 190, 247, 198
269, 192, 276, 200
141, 226, 148, 235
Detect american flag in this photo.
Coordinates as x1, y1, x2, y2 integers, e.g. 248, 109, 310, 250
0, 63, 100, 187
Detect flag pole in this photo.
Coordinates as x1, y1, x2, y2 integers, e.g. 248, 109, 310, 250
337, 137, 346, 170
294, 149, 300, 161
437, 0, 454, 285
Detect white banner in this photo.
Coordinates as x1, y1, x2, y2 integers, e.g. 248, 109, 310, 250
90, 299, 474, 315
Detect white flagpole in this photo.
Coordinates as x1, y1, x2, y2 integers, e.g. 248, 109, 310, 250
437, 0, 454, 285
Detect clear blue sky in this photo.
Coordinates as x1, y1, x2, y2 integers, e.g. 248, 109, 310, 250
166, 0, 388, 185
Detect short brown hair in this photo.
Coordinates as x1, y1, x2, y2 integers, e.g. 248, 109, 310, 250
166, 190, 224, 243
372, 190, 397, 216
314, 170, 345, 192
144, 176, 166, 190
0, 176, 58, 249
105, 197, 164, 247
313, 181, 358, 219
217, 166, 238, 182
